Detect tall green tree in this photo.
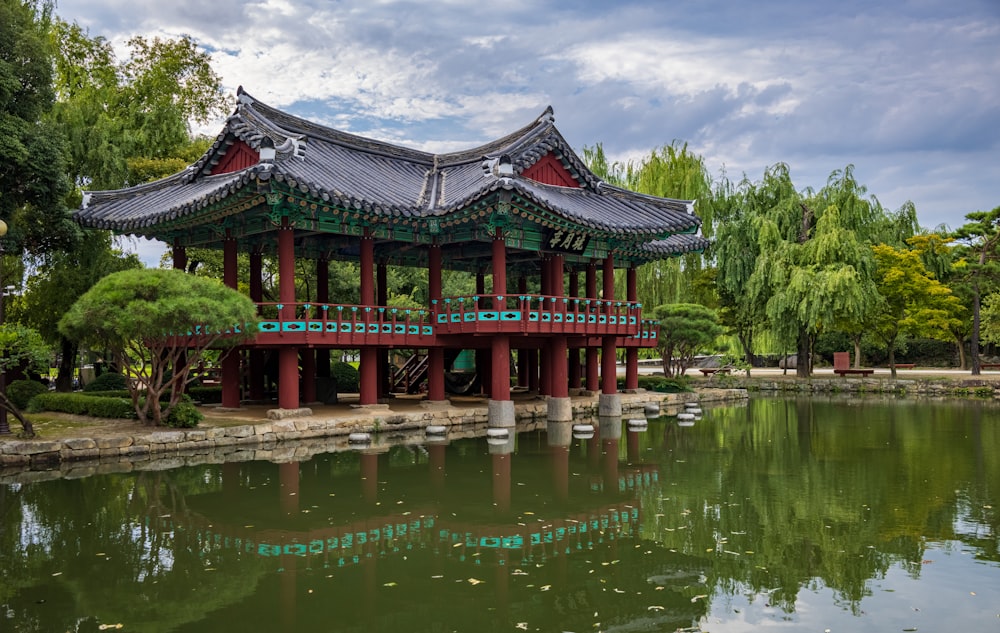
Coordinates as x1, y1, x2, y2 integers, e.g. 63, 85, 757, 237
0, 0, 77, 255
20, 21, 228, 389
17, 233, 140, 390
59, 269, 259, 425
951, 206, 1000, 374
584, 142, 715, 311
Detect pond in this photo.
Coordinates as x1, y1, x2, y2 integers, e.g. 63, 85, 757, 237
1, 397, 998, 632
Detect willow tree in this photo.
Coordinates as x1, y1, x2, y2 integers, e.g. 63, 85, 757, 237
713, 174, 762, 363
583, 142, 714, 310
59, 269, 259, 425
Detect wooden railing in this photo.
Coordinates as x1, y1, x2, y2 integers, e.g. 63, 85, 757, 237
249, 298, 657, 346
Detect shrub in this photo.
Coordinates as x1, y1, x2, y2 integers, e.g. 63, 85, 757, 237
163, 401, 202, 428
7, 380, 48, 409
187, 386, 222, 404
332, 361, 359, 392
618, 375, 693, 393
27, 392, 136, 419
83, 371, 129, 392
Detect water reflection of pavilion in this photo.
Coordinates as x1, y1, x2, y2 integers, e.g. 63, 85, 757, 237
146, 420, 707, 631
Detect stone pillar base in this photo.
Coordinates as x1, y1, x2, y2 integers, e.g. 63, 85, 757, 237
598, 393, 622, 417
420, 399, 453, 409
350, 403, 390, 411
266, 407, 314, 420
488, 399, 516, 427
547, 396, 573, 422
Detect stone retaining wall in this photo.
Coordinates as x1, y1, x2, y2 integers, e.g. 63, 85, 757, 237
717, 375, 1000, 398
0, 389, 747, 479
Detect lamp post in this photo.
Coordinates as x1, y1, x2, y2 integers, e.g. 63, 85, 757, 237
0, 218, 9, 435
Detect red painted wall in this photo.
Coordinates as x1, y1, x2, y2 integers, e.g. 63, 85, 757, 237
522, 154, 581, 188
210, 140, 258, 175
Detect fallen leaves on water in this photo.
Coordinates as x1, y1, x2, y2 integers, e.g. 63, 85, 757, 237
97, 625, 123, 630
690, 594, 708, 603
467, 578, 484, 585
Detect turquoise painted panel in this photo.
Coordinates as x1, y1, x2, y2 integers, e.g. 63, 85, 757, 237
282, 322, 306, 332
451, 314, 461, 323
354, 324, 366, 333
260, 321, 279, 332
463, 313, 476, 322
480, 312, 498, 321
437, 314, 448, 323
599, 315, 607, 324
394, 325, 405, 333
408, 326, 419, 334
588, 315, 597, 323
541, 313, 552, 322
553, 314, 563, 323
529, 312, 539, 321
422, 326, 433, 335
308, 323, 323, 332
500, 312, 521, 321
339, 323, 352, 333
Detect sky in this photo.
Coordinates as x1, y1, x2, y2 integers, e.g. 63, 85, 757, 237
54, 0, 1000, 265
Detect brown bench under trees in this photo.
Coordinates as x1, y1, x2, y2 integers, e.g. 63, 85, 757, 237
833, 352, 874, 377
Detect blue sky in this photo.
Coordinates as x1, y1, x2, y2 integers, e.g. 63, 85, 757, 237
56, 0, 999, 263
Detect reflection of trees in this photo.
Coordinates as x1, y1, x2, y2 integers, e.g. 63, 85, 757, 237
638, 397, 1000, 614
2, 468, 268, 633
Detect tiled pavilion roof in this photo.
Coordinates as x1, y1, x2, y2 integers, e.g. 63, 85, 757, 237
76, 88, 709, 264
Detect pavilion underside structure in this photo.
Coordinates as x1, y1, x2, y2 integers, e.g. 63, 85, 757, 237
76, 87, 708, 425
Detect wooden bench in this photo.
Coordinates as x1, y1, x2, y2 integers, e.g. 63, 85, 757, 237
981, 363, 1000, 370
833, 352, 874, 377
698, 368, 730, 376
894, 363, 915, 369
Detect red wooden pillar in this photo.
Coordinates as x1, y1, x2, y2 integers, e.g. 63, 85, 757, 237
427, 244, 446, 402
359, 234, 378, 405
172, 242, 187, 271
550, 254, 568, 398
221, 236, 242, 408
625, 265, 639, 391
278, 222, 300, 409
490, 235, 510, 402
585, 263, 600, 392
516, 276, 530, 389
539, 256, 550, 396
248, 250, 266, 401
601, 255, 617, 395
568, 270, 581, 389
377, 262, 389, 398
316, 258, 330, 380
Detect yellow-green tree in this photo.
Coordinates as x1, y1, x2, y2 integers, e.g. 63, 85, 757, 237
870, 243, 963, 377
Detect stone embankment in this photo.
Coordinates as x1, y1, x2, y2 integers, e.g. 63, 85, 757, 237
713, 375, 1000, 398
0, 389, 746, 480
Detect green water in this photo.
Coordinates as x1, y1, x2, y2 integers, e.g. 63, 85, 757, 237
1, 397, 998, 632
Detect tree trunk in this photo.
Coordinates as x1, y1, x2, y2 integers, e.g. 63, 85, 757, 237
796, 328, 811, 378
0, 391, 35, 437
971, 278, 981, 375
957, 337, 967, 371
888, 346, 897, 379
56, 337, 77, 392
853, 335, 863, 369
